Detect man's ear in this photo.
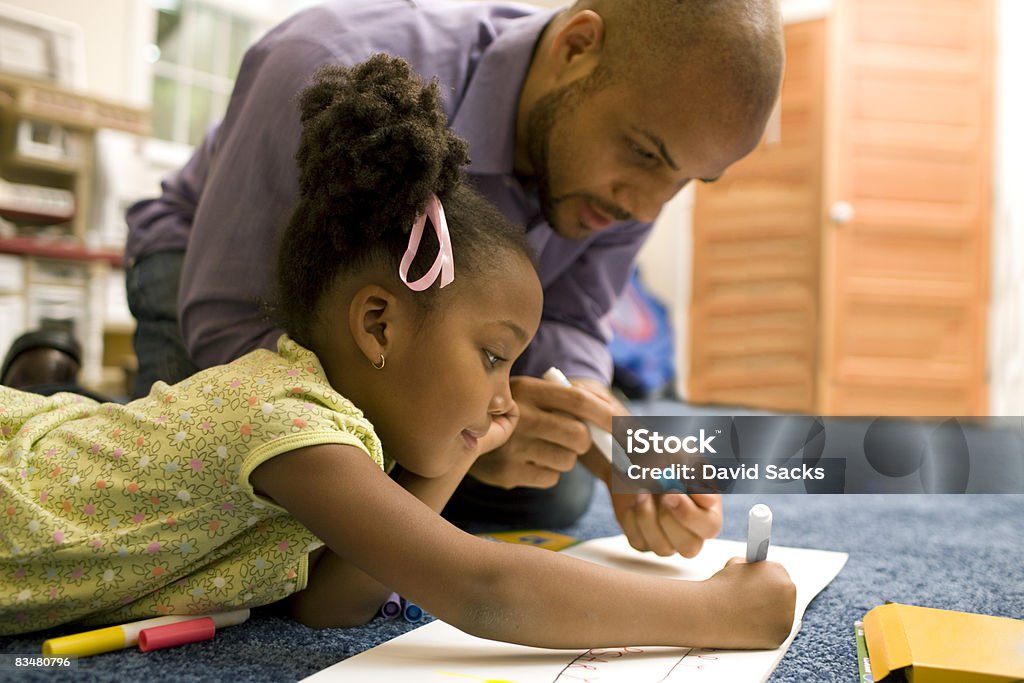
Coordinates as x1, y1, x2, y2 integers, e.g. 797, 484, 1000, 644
548, 9, 605, 79
348, 284, 400, 366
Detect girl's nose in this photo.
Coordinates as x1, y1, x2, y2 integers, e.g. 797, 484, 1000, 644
488, 380, 512, 415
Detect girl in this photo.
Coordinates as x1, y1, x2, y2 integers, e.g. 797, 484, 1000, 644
0, 55, 795, 649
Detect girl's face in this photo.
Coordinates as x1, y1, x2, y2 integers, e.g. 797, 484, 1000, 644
362, 250, 542, 477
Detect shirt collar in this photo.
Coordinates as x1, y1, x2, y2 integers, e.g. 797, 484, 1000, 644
450, 8, 559, 177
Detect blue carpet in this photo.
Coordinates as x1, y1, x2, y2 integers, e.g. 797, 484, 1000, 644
3, 486, 1022, 682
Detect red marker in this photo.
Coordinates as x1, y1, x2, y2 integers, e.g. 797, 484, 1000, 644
138, 617, 216, 652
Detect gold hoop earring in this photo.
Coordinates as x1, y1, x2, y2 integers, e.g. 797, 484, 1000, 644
371, 353, 385, 370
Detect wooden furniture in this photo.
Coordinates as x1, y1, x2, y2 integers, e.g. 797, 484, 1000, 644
0, 73, 147, 394
688, 0, 994, 416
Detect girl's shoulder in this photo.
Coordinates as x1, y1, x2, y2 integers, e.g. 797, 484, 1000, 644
144, 335, 369, 429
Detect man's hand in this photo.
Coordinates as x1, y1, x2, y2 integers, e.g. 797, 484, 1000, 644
612, 490, 723, 558
470, 373, 725, 558
469, 375, 611, 489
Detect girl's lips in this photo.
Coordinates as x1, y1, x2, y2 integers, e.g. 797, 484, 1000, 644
461, 430, 479, 450
580, 199, 614, 231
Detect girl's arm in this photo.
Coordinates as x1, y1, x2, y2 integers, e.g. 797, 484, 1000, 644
274, 449, 477, 627
251, 444, 796, 649
278, 411, 511, 626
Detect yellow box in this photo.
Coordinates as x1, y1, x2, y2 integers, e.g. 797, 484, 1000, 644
475, 529, 578, 551
863, 603, 1024, 682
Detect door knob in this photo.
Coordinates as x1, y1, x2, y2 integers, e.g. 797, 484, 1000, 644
830, 201, 854, 225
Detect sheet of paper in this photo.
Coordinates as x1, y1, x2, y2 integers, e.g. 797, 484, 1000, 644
302, 536, 848, 683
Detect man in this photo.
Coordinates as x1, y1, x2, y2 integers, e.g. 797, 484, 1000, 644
125, 0, 784, 556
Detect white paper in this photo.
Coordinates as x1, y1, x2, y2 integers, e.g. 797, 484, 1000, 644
303, 536, 848, 683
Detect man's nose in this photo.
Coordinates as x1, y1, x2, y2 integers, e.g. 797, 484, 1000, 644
612, 179, 678, 224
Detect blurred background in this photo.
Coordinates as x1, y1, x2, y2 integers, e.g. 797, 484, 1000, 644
0, 0, 1019, 416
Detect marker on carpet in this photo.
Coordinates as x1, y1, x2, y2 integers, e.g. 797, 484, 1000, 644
379, 592, 402, 620
138, 617, 216, 652
42, 608, 250, 658
402, 599, 424, 624
746, 504, 772, 562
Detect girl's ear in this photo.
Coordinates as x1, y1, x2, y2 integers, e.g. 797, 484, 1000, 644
348, 285, 401, 367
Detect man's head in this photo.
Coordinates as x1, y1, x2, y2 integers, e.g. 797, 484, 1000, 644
515, 0, 784, 239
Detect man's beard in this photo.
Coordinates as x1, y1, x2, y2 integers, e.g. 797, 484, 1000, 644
523, 70, 630, 239
524, 81, 566, 232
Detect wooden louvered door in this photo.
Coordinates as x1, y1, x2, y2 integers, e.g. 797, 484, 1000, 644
689, 1, 993, 416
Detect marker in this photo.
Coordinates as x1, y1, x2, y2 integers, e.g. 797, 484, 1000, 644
138, 617, 216, 652
746, 504, 772, 562
41, 608, 250, 658
402, 599, 424, 624
543, 367, 632, 476
379, 592, 402, 619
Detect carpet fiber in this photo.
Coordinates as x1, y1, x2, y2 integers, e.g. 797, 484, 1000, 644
3, 487, 1022, 682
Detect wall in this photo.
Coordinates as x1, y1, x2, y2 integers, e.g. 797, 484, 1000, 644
1, 0, 149, 106
987, 0, 1024, 414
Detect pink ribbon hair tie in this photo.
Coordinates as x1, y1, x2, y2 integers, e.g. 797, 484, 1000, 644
398, 194, 455, 291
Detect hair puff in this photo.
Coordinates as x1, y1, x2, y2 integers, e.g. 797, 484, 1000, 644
294, 55, 468, 253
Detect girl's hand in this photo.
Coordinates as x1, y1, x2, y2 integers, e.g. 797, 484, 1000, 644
475, 399, 520, 456
703, 557, 796, 649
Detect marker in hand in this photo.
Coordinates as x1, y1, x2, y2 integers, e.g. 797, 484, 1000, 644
543, 367, 616, 463
746, 503, 772, 562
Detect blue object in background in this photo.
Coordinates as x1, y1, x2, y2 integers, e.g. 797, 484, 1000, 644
402, 599, 424, 624
609, 268, 676, 399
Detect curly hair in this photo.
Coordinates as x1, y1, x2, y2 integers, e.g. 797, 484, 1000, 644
276, 54, 531, 344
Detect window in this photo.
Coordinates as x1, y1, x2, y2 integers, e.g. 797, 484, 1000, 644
146, 0, 267, 146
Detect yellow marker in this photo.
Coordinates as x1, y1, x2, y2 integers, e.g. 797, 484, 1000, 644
42, 608, 250, 658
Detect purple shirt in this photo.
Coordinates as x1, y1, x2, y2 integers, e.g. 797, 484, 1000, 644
125, 0, 653, 384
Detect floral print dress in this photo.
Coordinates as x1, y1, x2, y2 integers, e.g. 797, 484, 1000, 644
0, 336, 383, 635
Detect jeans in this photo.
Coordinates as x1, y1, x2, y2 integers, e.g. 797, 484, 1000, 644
125, 251, 198, 399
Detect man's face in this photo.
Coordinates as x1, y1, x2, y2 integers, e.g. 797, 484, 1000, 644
525, 65, 767, 239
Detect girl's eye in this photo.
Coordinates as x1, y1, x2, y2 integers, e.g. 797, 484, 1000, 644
484, 350, 505, 368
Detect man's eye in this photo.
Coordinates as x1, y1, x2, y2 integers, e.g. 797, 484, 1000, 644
631, 143, 657, 162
